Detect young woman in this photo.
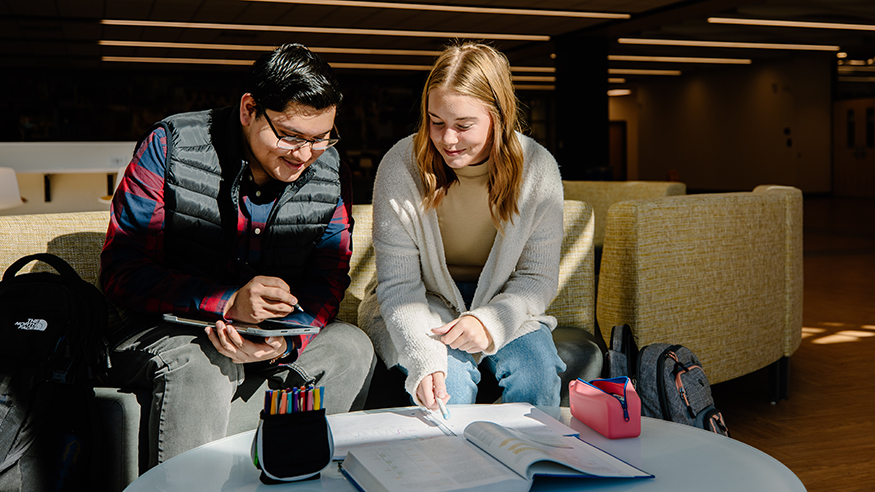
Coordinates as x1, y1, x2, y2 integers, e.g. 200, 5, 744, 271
359, 42, 566, 411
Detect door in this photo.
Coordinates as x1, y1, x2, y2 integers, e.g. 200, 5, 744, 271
609, 121, 627, 181
833, 99, 875, 197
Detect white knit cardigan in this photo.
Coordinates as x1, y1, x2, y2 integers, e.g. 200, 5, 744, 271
358, 133, 564, 399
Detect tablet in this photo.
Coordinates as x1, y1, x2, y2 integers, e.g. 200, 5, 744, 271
162, 314, 321, 337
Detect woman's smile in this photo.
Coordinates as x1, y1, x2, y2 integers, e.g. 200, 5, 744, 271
428, 87, 493, 169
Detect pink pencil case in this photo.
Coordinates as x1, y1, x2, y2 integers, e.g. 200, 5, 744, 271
569, 377, 641, 439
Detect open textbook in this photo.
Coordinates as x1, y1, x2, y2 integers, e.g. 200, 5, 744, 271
328, 403, 580, 460
341, 420, 653, 492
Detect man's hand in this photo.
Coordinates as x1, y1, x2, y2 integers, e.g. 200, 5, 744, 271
416, 372, 450, 411
205, 320, 286, 364
432, 315, 493, 354
224, 275, 298, 324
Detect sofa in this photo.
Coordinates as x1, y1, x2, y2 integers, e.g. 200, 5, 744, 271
595, 185, 803, 403
562, 180, 686, 251
0, 199, 599, 491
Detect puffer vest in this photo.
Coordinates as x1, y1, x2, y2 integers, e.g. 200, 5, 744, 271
153, 105, 342, 285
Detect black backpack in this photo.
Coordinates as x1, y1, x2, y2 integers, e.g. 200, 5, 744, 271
604, 324, 730, 437
0, 253, 109, 491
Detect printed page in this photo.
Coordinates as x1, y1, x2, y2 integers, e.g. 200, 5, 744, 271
329, 408, 450, 459
429, 403, 579, 438
463, 421, 653, 480
343, 435, 530, 492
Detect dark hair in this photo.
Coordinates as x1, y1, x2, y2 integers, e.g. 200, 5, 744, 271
247, 43, 342, 114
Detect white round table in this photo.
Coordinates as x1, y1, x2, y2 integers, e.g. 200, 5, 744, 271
123, 408, 805, 491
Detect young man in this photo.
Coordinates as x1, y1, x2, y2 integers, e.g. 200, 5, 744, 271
99, 44, 374, 467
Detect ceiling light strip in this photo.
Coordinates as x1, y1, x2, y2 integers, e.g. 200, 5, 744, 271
510, 66, 556, 73
98, 56, 474, 73
328, 62, 431, 70
315, 47, 440, 56
608, 68, 681, 76
100, 19, 550, 41
102, 56, 433, 69
838, 77, 875, 83
515, 85, 555, 91
609, 78, 626, 83
608, 55, 751, 64
99, 40, 443, 56
838, 66, 875, 73
618, 38, 839, 51
709, 17, 875, 32
100, 40, 273, 51
242, 0, 629, 19
512, 75, 556, 82
102, 56, 253, 65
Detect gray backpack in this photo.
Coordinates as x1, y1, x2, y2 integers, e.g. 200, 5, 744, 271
604, 324, 730, 437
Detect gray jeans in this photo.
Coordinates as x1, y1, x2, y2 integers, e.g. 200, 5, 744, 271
106, 320, 375, 467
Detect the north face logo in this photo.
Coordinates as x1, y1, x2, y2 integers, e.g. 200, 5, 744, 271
15, 318, 48, 331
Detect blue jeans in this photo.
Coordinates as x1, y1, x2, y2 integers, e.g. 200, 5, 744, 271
106, 320, 375, 467
444, 324, 565, 405
428, 280, 565, 406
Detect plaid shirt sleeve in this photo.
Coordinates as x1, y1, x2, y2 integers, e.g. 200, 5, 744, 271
99, 128, 237, 318
281, 162, 354, 354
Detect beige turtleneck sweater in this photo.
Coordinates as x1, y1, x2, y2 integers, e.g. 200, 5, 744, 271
437, 161, 497, 282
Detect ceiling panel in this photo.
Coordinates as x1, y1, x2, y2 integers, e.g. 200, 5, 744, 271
103, 1, 155, 20
1, 0, 874, 90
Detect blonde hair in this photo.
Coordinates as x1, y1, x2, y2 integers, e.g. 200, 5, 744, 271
413, 41, 524, 228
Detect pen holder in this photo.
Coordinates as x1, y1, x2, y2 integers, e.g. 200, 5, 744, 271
250, 408, 334, 484
569, 377, 641, 439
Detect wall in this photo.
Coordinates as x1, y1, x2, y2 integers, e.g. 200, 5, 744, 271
3, 173, 113, 216
630, 53, 833, 192
609, 93, 640, 180
0, 141, 134, 216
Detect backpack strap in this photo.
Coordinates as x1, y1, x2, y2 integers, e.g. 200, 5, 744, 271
604, 324, 640, 379
614, 324, 639, 376
3, 253, 82, 283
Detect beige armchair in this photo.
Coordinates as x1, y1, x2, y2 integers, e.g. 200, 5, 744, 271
563, 180, 686, 249
337, 204, 376, 326
549, 199, 596, 335
596, 186, 803, 402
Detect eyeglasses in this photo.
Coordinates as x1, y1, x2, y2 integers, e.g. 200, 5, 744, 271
260, 107, 340, 151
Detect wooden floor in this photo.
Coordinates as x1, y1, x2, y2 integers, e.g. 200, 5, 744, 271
710, 196, 875, 492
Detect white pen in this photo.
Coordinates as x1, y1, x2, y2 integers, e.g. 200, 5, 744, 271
436, 397, 451, 420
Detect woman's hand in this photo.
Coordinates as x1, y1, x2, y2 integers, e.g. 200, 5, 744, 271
432, 315, 493, 353
416, 372, 450, 411
205, 320, 286, 364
